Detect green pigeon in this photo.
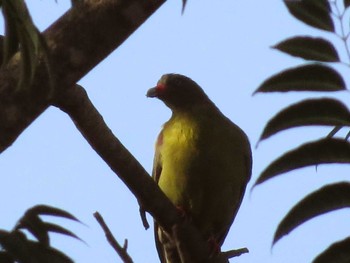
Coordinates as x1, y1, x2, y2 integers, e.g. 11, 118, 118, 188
147, 74, 252, 263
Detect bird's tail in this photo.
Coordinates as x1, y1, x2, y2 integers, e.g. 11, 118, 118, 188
156, 226, 182, 263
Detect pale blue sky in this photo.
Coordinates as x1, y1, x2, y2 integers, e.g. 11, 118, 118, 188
1, 1, 350, 262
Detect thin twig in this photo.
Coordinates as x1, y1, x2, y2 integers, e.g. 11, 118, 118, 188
222, 247, 249, 259
331, 0, 350, 65
139, 207, 150, 230
94, 211, 133, 263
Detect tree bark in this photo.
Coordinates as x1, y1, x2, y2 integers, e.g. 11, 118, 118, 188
0, 0, 165, 152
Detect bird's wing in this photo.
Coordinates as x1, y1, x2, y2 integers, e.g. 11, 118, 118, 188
139, 130, 164, 230
152, 130, 167, 263
217, 148, 252, 246
153, 130, 163, 184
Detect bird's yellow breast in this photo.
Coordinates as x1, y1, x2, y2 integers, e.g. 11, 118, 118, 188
158, 115, 199, 204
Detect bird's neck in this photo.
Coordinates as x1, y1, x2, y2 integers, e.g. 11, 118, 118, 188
170, 101, 218, 118
170, 110, 193, 122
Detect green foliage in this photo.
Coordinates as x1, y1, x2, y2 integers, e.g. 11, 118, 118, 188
1, 0, 47, 90
255, 0, 350, 261
0, 205, 81, 263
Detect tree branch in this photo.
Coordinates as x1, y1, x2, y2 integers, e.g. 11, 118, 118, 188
94, 211, 133, 263
0, 0, 165, 152
222, 248, 249, 259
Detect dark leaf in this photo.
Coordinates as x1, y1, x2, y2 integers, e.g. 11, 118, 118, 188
273, 36, 339, 62
259, 98, 350, 141
182, 0, 187, 14
254, 64, 346, 93
0, 206, 79, 263
43, 222, 83, 242
15, 205, 81, 246
344, 0, 350, 8
313, 236, 350, 263
0, 229, 74, 263
27, 240, 74, 263
18, 26, 37, 89
1, 0, 41, 89
274, 183, 350, 244
254, 139, 350, 186
0, 251, 14, 263
16, 213, 49, 246
0, 230, 33, 262
284, 0, 334, 32
2, 3, 19, 65
27, 205, 80, 222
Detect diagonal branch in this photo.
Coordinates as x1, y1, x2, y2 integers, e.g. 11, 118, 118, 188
0, 0, 165, 152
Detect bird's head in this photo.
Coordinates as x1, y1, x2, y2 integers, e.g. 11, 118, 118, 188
146, 74, 210, 111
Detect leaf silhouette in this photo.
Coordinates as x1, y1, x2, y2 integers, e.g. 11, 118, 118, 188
273, 36, 339, 62
254, 139, 350, 186
313, 236, 350, 263
26, 204, 80, 222
182, 0, 187, 13
259, 98, 350, 141
274, 183, 350, 244
284, 0, 334, 32
0, 230, 33, 262
26, 239, 74, 263
344, 0, 350, 8
0, 251, 13, 263
2, 0, 42, 89
16, 213, 49, 246
43, 222, 83, 242
254, 64, 346, 93
15, 205, 82, 247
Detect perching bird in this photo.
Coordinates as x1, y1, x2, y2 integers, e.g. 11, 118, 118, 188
147, 74, 252, 263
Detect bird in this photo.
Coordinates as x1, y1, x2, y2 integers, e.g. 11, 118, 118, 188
146, 74, 252, 263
